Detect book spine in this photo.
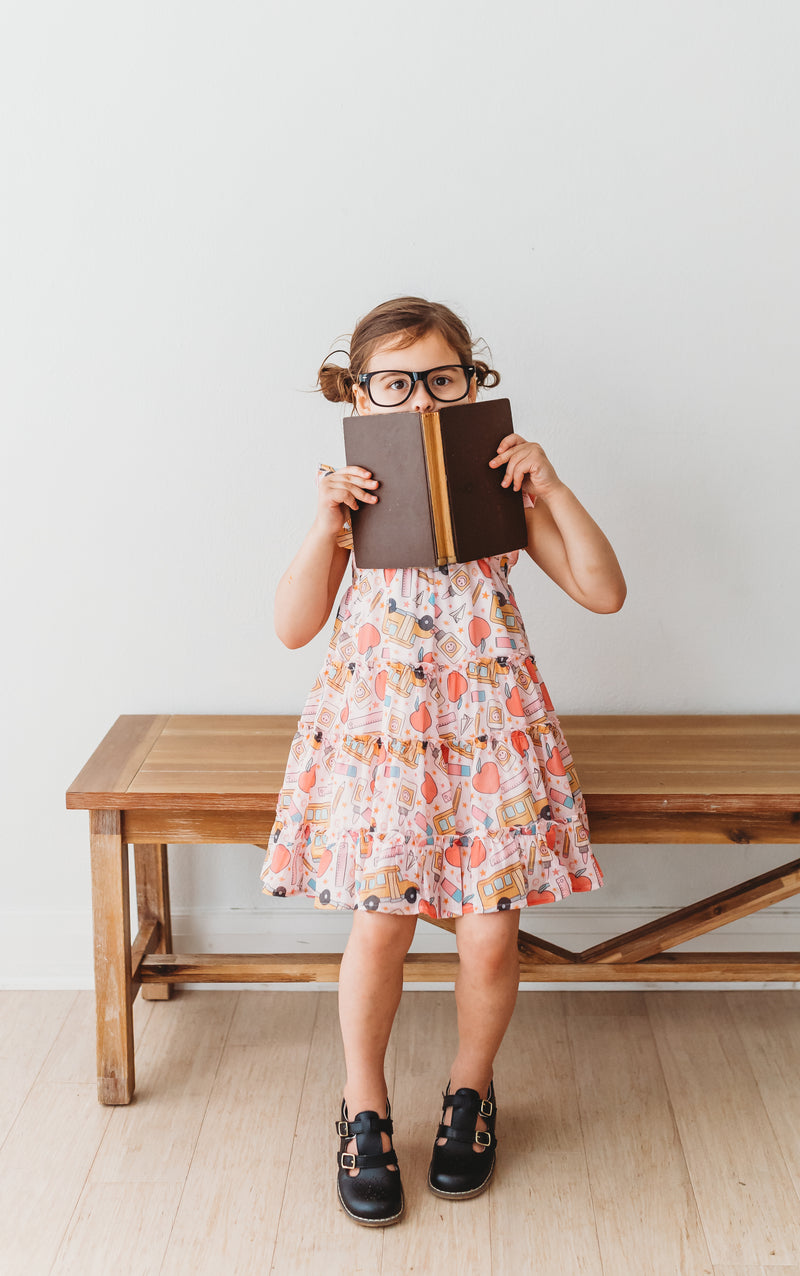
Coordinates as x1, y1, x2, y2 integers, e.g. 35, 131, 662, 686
421, 411, 457, 565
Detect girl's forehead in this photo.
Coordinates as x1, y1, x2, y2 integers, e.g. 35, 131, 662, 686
366, 330, 460, 369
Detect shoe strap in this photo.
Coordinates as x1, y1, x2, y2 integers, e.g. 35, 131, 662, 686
338, 1146, 399, 1171
441, 1091, 495, 1120
335, 1112, 393, 1138
436, 1122, 497, 1149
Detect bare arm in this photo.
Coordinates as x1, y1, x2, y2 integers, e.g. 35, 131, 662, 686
524, 483, 627, 613
490, 433, 626, 614
274, 465, 378, 649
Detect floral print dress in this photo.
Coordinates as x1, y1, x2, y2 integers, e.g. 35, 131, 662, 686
258, 462, 604, 918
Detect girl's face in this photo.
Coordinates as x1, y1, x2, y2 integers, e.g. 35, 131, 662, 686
353, 328, 478, 415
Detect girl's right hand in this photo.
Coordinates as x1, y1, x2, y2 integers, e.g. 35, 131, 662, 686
315, 466, 379, 537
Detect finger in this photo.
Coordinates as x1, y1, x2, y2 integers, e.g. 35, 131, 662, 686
346, 478, 380, 501
330, 482, 378, 506
490, 440, 525, 466
340, 466, 375, 480
490, 438, 512, 463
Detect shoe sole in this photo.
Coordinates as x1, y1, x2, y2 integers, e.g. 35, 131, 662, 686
337, 1179, 405, 1227
427, 1153, 496, 1200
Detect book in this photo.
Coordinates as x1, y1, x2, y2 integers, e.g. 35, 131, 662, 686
342, 397, 528, 568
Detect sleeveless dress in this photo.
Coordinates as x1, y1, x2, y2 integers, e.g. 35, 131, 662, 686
258, 461, 605, 918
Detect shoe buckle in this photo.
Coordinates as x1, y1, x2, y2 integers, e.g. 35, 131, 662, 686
340, 1152, 356, 1169
480, 1099, 493, 1117
336, 1119, 350, 1137
475, 1129, 492, 1146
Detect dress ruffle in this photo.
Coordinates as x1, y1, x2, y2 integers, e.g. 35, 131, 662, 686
259, 462, 604, 917
259, 652, 603, 916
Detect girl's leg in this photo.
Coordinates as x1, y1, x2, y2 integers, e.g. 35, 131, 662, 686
438, 908, 521, 1152
338, 908, 418, 1176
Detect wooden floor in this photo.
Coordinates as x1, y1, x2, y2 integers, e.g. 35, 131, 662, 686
2, 989, 800, 1274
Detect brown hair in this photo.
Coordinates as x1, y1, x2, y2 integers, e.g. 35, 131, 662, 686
317, 295, 500, 405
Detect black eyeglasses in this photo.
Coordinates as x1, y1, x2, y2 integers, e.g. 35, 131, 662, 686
357, 364, 476, 408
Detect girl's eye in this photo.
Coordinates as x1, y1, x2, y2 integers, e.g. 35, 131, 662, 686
432, 375, 452, 387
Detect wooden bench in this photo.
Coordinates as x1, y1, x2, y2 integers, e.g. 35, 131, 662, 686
66, 713, 800, 1104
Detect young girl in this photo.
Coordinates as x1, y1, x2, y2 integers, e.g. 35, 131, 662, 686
259, 296, 626, 1227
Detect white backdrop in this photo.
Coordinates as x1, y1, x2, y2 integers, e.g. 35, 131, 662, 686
2, 1, 798, 987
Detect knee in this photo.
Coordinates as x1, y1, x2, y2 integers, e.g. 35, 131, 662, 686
351, 910, 418, 958
456, 913, 520, 975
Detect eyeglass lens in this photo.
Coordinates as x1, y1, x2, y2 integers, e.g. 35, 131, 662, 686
368, 366, 469, 407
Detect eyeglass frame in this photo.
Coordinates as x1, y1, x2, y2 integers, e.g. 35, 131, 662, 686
357, 363, 476, 407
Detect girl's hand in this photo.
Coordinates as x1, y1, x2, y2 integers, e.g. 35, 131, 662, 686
315, 465, 379, 537
489, 434, 562, 501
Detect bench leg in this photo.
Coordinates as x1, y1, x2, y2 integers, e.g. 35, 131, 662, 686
89, 808, 135, 1104
134, 842, 173, 1001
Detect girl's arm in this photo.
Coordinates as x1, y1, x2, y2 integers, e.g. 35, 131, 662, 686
274, 465, 377, 649
524, 486, 627, 613
274, 522, 351, 649
491, 434, 626, 614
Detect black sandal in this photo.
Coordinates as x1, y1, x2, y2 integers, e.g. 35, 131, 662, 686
427, 1079, 498, 1199
335, 1095, 405, 1226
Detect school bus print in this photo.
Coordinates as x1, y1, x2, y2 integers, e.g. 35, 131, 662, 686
497, 788, 552, 829
386, 661, 427, 699
387, 737, 426, 768
382, 599, 432, 648
477, 860, 527, 909
356, 863, 419, 909
325, 659, 355, 695
490, 592, 523, 635
466, 657, 501, 688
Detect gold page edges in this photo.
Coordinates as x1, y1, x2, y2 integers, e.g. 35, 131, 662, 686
421, 411, 456, 565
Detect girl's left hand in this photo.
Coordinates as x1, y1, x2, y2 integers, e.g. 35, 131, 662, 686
489, 434, 562, 501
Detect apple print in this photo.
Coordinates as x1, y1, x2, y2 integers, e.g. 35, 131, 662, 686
271, 846, 291, 872
422, 772, 438, 802
340, 704, 349, 724
546, 743, 566, 776
298, 763, 318, 793
524, 656, 539, 683
473, 760, 500, 793
468, 616, 491, 652
540, 679, 554, 711
505, 686, 526, 717
477, 558, 493, 578
358, 623, 381, 656
318, 848, 332, 875
511, 730, 529, 757
419, 899, 437, 918
383, 569, 396, 585
445, 843, 462, 867
568, 871, 593, 892
375, 669, 387, 700
471, 837, 486, 866
447, 670, 468, 705
528, 887, 556, 904
409, 700, 432, 732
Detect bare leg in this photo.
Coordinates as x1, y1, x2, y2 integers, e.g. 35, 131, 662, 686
338, 909, 418, 1176
438, 909, 521, 1153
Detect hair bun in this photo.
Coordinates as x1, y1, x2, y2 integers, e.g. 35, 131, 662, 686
317, 349, 355, 403
474, 358, 500, 389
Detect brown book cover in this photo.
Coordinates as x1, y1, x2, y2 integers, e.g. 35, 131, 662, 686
342, 398, 528, 568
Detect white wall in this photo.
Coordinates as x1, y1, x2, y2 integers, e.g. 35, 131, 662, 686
2, 1, 799, 987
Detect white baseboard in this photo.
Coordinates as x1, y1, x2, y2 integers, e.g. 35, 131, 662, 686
2, 903, 799, 991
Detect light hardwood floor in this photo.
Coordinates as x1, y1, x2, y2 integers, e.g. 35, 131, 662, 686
1, 988, 800, 1275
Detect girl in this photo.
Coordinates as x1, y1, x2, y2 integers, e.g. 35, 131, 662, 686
259, 296, 626, 1227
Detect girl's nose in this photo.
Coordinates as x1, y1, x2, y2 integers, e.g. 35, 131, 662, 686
409, 380, 435, 412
